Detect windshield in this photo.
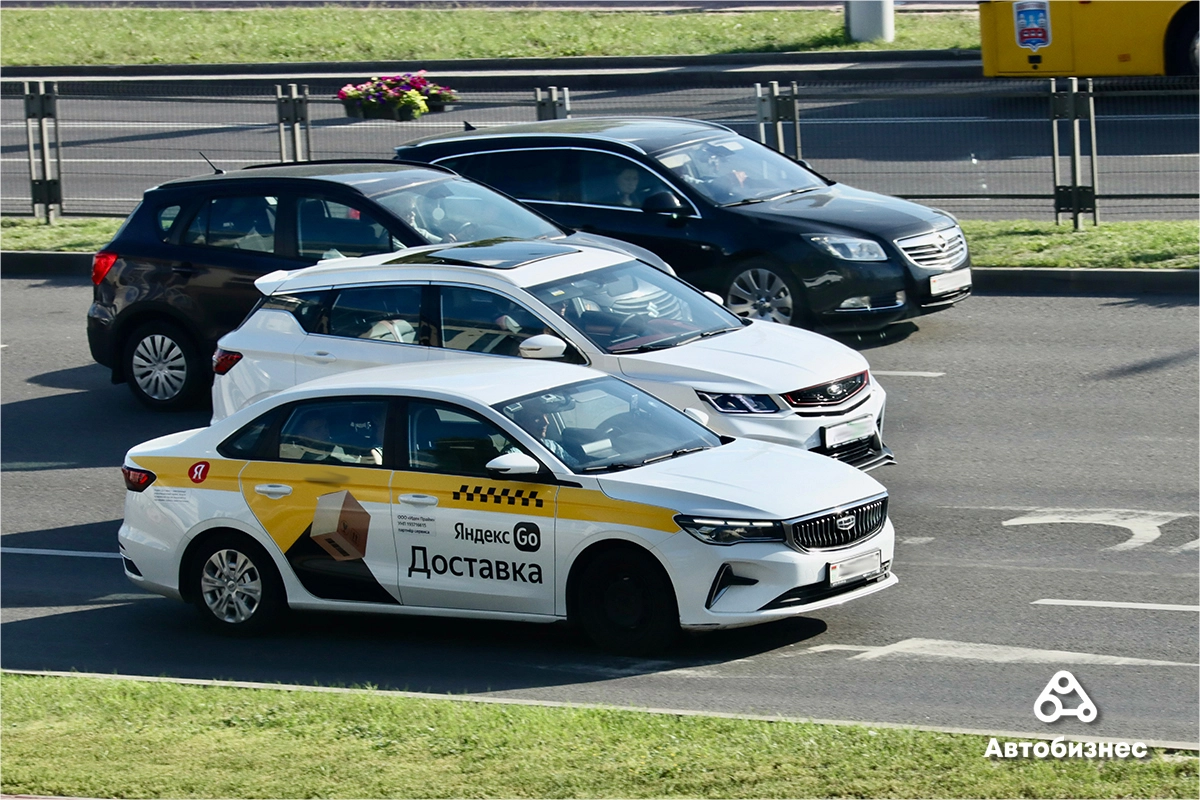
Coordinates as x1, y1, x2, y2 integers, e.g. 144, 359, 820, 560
654, 136, 826, 206
528, 260, 743, 354
373, 177, 563, 244
495, 377, 721, 473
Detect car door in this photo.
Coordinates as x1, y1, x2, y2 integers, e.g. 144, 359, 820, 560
293, 283, 434, 385
237, 398, 402, 605
391, 399, 557, 615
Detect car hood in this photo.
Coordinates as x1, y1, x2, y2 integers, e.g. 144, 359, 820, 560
733, 183, 950, 239
597, 438, 885, 519
618, 321, 868, 394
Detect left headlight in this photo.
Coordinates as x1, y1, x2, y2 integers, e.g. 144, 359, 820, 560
676, 516, 786, 545
803, 234, 887, 262
697, 392, 779, 414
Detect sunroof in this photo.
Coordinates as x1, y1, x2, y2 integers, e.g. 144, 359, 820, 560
385, 239, 580, 269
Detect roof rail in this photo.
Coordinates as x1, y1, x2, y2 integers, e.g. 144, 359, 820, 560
241, 158, 455, 173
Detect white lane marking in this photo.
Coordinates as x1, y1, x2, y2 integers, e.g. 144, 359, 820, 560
901, 537, 935, 545
0, 547, 121, 559
805, 638, 1196, 666
873, 370, 945, 378
1032, 599, 1200, 613
1171, 539, 1200, 553
1002, 508, 1191, 551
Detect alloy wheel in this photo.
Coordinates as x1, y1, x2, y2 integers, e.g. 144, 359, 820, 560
726, 268, 794, 325
200, 548, 263, 624
131, 334, 188, 401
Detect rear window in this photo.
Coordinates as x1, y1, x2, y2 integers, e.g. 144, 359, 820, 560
155, 205, 182, 240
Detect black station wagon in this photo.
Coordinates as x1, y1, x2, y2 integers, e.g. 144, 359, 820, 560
87, 160, 670, 410
395, 117, 973, 334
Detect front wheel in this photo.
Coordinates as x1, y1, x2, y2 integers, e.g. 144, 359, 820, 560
724, 261, 807, 327
575, 548, 679, 655
189, 533, 285, 635
123, 320, 206, 410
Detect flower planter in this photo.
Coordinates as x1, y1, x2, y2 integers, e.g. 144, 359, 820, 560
342, 101, 418, 121
426, 97, 456, 113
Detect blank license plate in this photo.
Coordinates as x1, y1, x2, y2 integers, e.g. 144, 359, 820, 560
930, 268, 971, 295
829, 550, 882, 587
822, 415, 874, 449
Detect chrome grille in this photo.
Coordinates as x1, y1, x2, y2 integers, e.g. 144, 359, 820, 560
896, 226, 968, 270
610, 281, 686, 320
791, 494, 888, 550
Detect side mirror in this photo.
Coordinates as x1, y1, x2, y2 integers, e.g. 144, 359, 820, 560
642, 191, 688, 216
703, 291, 724, 306
684, 407, 710, 427
485, 452, 541, 475
519, 334, 568, 360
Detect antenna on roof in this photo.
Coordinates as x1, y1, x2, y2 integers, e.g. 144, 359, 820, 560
463, 121, 477, 131
198, 151, 225, 174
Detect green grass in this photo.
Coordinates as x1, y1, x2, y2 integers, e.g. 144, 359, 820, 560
960, 219, 1200, 269
0, 8, 980, 67
2, 674, 1195, 799
3, 216, 1196, 269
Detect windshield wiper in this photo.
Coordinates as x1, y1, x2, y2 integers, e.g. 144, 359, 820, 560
580, 462, 640, 473
639, 446, 710, 466
698, 326, 741, 339
723, 186, 821, 207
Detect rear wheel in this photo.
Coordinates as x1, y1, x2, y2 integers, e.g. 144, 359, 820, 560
576, 548, 678, 655
123, 320, 206, 410
724, 260, 807, 328
189, 533, 285, 635
1166, 3, 1199, 75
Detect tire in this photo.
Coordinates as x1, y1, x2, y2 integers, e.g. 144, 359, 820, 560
575, 547, 679, 655
723, 260, 808, 328
1165, 3, 1199, 75
122, 320, 206, 410
189, 533, 285, 635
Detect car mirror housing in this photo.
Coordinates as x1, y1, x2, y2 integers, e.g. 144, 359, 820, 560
485, 452, 541, 475
519, 334, 568, 360
703, 290, 724, 306
642, 191, 687, 215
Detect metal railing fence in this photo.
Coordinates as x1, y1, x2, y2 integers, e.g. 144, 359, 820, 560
2, 76, 1196, 222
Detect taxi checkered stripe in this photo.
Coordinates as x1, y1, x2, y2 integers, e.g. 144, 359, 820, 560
453, 485, 543, 508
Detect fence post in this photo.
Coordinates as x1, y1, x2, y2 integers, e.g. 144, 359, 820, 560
1087, 77, 1099, 226
1049, 78, 1062, 225
790, 81, 803, 161
276, 84, 309, 162
535, 87, 570, 120
1069, 77, 1083, 230
755, 82, 801, 159
24, 80, 62, 223
1050, 77, 1096, 228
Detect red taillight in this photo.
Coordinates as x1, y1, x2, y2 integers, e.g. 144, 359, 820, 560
212, 348, 243, 375
92, 251, 118, 285
122, 466, 156, 492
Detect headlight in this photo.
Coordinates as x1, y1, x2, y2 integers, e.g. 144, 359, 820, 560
803, 234, 887, 261
696, 392, 779, 414
675, 516, 786, 545
783, 371, 868, 407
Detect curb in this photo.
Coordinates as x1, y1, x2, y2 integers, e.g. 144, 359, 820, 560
2, 252, 1195, 295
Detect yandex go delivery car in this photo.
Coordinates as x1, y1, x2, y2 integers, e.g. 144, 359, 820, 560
119, 359, 896, 653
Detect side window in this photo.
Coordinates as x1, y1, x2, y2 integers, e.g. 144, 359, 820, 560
259, 291, 330, 334
277, 400, 389, 467
407, 401, 520, 476
296, 197, 397, 260
577, 152, 673, 209
329, 285, 423, 343
436, 154, 489, 182
439, 286, 551, 357
217, 411, 278, 459
475, 149, 574, 203
183, 195, 278, 252
156, 205, 182, 240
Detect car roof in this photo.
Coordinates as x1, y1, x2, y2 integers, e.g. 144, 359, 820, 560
256, 239, 632, 295
399, 116, 735, 157
154, 160, 451, 192
275, 357, 605, 409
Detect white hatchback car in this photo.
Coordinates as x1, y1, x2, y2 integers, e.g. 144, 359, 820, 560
122, 359, 896, 653
213, 239, 893, 470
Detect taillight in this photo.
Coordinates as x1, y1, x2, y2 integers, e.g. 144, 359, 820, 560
212, 348, 243, 375
92, 251, 118, 285
122, 466, 156, 492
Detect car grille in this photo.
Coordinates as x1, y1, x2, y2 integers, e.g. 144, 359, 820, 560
896, 226, 968, 270
790, 494, 888, 550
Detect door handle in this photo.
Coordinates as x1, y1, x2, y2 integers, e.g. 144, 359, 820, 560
397, 493, 438, 507
254, 483, 293, 499
303, 351, 337, 363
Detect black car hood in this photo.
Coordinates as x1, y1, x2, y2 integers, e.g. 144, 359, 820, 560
731, 183, 951, 239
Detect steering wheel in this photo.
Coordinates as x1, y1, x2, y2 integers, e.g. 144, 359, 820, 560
611, 314, 647, 341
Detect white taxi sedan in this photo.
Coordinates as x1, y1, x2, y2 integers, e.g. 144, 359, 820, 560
123, 359, 896, 653
213, 239, 893, 471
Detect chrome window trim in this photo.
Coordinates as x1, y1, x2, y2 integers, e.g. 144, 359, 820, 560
429, 146, 703, 219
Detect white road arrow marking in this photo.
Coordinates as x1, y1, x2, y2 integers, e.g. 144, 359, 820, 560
805, 638, 1196, 666
1001, 508, 1191, 551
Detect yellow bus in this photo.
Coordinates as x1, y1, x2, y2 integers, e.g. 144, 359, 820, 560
980, 0, 1198, 77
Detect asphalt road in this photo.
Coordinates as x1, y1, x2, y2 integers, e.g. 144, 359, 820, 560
1, 276, 1196, 746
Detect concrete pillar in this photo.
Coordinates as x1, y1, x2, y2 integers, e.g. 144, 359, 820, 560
845, 0, 895, 43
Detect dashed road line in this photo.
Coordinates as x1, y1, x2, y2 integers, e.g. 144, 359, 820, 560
804, 638, 1197, 667
901, 537, 935, 545
1032, 599, 1200, 613
0, 547, 121, 559
873, 370, 945, 378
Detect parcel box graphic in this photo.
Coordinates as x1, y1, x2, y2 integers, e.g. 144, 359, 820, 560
310, 490, 370, 561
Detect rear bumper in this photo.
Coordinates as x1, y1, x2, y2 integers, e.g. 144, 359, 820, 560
87, 304, 116, 369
